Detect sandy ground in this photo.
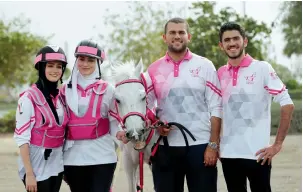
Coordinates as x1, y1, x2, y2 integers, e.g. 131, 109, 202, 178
0, 134, 301, 192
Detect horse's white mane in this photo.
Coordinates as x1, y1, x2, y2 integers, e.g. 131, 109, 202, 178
101, 59, 141, 84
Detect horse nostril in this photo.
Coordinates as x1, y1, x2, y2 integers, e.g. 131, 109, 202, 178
125, 132, 130, 138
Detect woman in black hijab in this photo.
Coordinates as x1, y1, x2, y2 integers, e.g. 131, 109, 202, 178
14, 45, 69, 192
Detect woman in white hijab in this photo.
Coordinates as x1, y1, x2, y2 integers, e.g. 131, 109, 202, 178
60, 40, 125, 192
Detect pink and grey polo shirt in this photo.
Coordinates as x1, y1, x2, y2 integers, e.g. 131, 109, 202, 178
144, 49, 222, 146
218, 54, 293, 159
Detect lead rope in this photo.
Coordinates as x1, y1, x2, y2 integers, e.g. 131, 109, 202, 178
137, 152, 144, 192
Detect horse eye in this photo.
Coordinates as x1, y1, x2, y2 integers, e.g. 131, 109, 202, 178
115, 99, 120, 104
142, 96, 146, 101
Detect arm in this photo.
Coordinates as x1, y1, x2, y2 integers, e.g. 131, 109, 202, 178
209, 116, 221, 143
275, 104, 294, 145
203, 62, 223, 166
256, 62, 295, 164
144, 71, 158, 123
144, 70, 171, 136
263, 62, 295, 146
204, 63, 223, 144
13, 95, 36, 176
20, 144, 34, 176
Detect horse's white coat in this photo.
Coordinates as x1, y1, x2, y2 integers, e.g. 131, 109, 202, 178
101, 59, 157, 192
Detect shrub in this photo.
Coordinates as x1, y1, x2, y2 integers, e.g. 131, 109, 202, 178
0, 110, 16, 133
286, 80, 301, 90
288, 89, 302, 100
270, 99, 302, 135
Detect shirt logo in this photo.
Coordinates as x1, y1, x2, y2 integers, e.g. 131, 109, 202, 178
270, 72, 278, 80
244, 72, 256, 84
189, 66, 201, 77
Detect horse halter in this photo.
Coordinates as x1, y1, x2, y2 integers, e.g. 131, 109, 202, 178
109, 73, 150, 131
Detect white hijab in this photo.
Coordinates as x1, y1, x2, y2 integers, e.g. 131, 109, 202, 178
65, 59, 100, 116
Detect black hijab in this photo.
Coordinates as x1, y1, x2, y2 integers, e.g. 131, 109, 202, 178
35, 62, 63, 124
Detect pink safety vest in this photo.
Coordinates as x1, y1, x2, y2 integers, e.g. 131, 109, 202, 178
21, 85, 69, 148
60, 80, 110, 140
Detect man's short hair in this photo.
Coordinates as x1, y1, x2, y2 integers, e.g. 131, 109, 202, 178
219, 22, 246, 42
164, 17, 190, 34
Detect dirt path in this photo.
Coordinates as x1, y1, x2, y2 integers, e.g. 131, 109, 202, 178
0, 134, 301, 192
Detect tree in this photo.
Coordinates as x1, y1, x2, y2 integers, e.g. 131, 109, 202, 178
62, 67, 71, 81
291, 57, 302, 82
100, 2, 185, 68
101, 2, 272, 70
0, 16, 48, 88
280, 1, 302, 57
187, 2, 272, 69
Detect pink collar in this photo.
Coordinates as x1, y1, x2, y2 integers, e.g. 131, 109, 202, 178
227, 54, 253, 70
164, 48, 193, 63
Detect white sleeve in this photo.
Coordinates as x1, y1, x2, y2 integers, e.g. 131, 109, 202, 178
13, 94, 36, 147
263, 62, 293, 106
204, 61, 223, 118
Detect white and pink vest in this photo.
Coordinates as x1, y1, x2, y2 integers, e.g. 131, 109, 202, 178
61, 80, 110, 140
20, 85, 69, 148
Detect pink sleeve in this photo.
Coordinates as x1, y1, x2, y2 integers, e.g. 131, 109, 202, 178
143, 70, 157, 112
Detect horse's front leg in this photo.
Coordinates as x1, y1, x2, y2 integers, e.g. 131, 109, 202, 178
123, 143, 139, 192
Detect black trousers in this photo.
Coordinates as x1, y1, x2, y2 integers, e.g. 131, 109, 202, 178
151, 144, 217, 192
64, 163, 116, 192
220, 158, 272, 192
22, 172, 63, 192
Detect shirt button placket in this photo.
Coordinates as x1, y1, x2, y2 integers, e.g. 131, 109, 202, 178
174, 64, 179, 77
233, 68, 237, 86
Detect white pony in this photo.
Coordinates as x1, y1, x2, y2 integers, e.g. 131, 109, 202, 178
101, 59, 157, 192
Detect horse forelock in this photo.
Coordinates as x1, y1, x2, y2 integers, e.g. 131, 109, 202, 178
106, 60, 139, 83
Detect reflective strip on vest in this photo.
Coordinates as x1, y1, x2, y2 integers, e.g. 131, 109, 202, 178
92, 84, 104, 118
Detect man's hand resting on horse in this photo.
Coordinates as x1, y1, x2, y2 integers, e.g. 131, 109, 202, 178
116, 131, 129, 144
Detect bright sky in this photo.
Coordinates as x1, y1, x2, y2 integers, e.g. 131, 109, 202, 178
0, 0, 293, 71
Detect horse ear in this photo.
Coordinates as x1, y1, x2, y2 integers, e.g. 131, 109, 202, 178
135, 58, 144, 77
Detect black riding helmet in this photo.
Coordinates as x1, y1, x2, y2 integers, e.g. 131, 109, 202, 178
34, 45, 68, 83
68, 40, 105, 88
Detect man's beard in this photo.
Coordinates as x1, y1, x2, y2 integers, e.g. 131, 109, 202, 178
168, 43, 187, 53
225, 45, 244, 59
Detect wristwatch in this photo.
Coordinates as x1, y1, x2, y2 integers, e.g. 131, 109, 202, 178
208, 142, 218, 150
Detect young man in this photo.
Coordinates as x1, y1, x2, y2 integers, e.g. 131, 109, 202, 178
218, 22, 295, 192
145, 17, 222, 192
